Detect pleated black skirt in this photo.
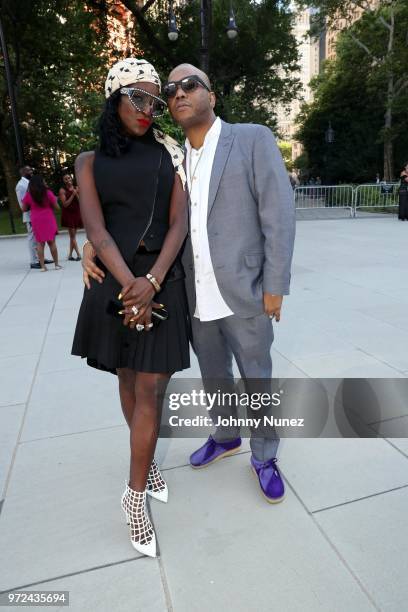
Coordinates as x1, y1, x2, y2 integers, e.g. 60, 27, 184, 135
71, 250, 191, 375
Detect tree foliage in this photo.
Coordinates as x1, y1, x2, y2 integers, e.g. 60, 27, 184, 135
0, 0, 300, 216
121, 0, 301, 130
297, 0, 408, 180
0, 0, 110, 212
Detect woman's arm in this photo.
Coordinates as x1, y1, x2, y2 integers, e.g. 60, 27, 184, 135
149, 173, 188, 284
21, 193, 30, 212
59, 187, 76, 208
48, 191, 60, 211
120, 172, 188, 308
74, 152, 134, 288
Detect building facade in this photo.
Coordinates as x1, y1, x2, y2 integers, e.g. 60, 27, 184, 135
276, 7, 321, 160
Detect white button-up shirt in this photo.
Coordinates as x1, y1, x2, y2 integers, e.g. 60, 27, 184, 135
15, 177, 30, 223
186, 117, 233, 322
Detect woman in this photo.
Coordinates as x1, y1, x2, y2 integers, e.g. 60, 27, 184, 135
59, 174, 83, 260
22, 175, 62, 271
71, 58, 190, 558
398, 162, 408, 221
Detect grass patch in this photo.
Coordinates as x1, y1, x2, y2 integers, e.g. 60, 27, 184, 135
0, 208, 63, 236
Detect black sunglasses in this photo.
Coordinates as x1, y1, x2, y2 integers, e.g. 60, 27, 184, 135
163, 75, 211, 99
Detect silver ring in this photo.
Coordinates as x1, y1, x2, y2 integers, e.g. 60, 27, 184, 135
136, 323, 144, 331
131, 306, 139, 316
146, 322, 153, 329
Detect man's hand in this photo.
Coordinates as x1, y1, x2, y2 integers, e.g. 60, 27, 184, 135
82, 241, 105, 289
263, 293, 283, 322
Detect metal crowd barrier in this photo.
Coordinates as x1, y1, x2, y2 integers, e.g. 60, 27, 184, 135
294, 183, 400, 217
294, 185, 355, 216
353, 183, 399, 216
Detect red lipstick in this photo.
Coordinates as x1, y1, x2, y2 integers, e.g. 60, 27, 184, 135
138, 118, 151, 127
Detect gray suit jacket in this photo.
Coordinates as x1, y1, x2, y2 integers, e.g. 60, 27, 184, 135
182, 120, 296, 319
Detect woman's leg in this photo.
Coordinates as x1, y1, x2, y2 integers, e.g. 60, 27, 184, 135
37, 242, 45, 269
68, 228, 74, 257
68, 228, 80, 258
117, 367, 137, 427
47, 240, 59, 266
129, 372, 170, 491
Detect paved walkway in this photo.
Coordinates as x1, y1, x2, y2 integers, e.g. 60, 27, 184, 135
0, 217, 407, 611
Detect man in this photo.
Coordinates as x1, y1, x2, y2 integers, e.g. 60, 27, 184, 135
15, 166, 53, 269
82, 63, 295, 503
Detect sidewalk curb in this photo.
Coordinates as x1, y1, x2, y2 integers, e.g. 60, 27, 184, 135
0, 229, 86, 240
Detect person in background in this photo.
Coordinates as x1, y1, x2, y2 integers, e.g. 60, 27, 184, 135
15, 166, 53, 269
398, 162, 408, 221
22, 175, 62, 271
59, 173, 83, 260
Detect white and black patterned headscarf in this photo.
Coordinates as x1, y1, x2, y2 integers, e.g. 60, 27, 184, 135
105, 58, 161, 97
105, 58, 186, 189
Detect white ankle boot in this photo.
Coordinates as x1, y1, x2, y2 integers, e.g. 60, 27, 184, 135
121, 482, 156, 558
146, 459, 168, 503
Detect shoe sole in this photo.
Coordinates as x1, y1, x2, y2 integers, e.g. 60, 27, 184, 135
251, 466, 285, 504
190, 445, 241, 469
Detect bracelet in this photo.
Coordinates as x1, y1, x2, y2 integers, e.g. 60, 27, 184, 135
146, 273, 161, 293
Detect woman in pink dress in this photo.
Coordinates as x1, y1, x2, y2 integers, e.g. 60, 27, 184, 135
22, 175, 62, 271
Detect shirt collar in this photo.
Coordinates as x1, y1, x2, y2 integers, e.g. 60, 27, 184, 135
185, 117, 221, 153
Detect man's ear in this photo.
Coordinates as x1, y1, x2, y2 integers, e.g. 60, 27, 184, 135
210, 92, 216, 109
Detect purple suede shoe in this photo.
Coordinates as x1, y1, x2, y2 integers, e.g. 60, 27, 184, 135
190, 435, 242, 468
251, 456, 285, 503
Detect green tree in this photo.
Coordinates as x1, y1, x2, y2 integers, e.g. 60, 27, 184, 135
295, 51, 384, 183
278, 141, 293, 171
118, 0, 301, 130
298, 0, 408, 180
0, 0, 110, 214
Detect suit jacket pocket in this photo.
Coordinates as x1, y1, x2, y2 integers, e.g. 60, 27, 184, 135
244, 254, 264, 267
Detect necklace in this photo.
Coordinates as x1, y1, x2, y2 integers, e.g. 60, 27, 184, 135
188, 147, 205, 193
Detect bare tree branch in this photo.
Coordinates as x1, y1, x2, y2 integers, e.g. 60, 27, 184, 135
348, 30, 376, 59
378, 15, 392, 32
395, 78, 408, 98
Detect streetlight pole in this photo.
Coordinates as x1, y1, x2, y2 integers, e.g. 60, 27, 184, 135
168, 0, 237, 73
325, 121, 335, 185
0, 14, 24, 167
199, 0, 211, 73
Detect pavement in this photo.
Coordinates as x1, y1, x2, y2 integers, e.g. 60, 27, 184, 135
0, 215, 408, 612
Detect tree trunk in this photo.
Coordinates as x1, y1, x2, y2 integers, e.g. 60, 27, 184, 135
0, 134, 20, 216
383, 8, 395, 181
383, 86, 394, 181
199, 0, 211, 73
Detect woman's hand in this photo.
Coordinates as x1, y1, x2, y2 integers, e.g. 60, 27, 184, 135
122, 302, 161, 330
119, 277, 156, 311
82, 241, 105, 289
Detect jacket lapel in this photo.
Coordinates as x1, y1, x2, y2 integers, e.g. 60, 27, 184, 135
207, 121, 235, 219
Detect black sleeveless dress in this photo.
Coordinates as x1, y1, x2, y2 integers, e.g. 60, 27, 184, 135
71, 129, 190, 374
